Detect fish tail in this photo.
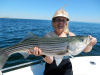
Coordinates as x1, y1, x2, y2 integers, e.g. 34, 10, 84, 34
0, 53, 9, 70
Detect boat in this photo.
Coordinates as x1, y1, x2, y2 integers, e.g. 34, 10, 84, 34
1, 56, 100, 75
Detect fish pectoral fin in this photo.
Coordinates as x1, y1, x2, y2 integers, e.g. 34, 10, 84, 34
56, 51, 66, 55
19, 52, 29, 59
55, 57, 63, 66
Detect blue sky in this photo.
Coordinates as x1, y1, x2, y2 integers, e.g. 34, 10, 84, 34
0, 0, 100, 23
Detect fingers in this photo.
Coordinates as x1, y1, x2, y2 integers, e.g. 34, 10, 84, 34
88, 35, 97, 46
34, 47, 39, 56
28, 47, 42, 56
38, 48, 42, 55
28, 50, 33, 55
34, 47, 42, 56
91, 37, 97, 46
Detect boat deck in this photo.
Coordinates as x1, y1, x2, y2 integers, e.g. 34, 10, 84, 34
1, 56, 100, 75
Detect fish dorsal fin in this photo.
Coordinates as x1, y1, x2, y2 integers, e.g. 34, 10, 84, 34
21, 32, 38, 42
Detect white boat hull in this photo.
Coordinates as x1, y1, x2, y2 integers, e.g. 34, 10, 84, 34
2, 56, 100, 75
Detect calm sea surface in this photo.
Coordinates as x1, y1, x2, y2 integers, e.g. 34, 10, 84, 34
0, 18, 100, 68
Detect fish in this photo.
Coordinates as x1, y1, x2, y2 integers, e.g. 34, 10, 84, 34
0, 32, 91, 71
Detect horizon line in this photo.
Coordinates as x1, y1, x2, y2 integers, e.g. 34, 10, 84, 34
0, 17, 100, 24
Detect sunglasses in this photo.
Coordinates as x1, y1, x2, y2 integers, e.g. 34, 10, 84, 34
53, 18, 67, 23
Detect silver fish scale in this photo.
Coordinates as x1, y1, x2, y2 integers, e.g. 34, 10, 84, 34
3, 45, 34, 56
39, 42, 67, 49
24, 37, 68, 44
1, 37, 68, 56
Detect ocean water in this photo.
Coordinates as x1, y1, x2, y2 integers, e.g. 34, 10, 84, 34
0, 18, 100, 68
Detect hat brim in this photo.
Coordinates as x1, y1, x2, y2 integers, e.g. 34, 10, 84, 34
52, 16, 69, 21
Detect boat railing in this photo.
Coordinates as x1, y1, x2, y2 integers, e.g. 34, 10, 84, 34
0, 59, 44, 75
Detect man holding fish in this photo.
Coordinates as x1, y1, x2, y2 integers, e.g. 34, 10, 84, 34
28, 7, 97, 75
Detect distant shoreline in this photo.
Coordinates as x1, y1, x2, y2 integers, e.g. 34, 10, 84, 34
0, 17, 31, 19
0, 17, 51, 21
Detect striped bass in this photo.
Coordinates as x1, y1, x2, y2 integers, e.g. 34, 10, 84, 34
0, 32, 91, 71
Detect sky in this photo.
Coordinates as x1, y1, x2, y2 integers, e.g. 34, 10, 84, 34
0, 0, 100, 23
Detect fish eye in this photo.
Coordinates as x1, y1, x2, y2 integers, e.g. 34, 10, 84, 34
80, 39, 84, 42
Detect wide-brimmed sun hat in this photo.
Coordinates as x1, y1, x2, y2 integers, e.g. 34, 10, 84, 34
52, 9, 69, 21
52, 5, 69, 34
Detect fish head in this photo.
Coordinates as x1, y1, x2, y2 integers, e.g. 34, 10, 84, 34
68, 36, 91, 55
74, 35, 91, 45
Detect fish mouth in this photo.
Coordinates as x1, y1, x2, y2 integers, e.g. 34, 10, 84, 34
88, 35, 92, 41
86, 35, 91, 44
